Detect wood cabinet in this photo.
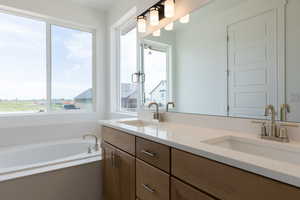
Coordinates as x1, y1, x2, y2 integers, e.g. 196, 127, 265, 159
172, 148, 300, 200
136, 137, 170, 172
171, 177, 215, 200
102, 126, 135, 155
136, 159, 170, 200
102, 126, 300, 200
102, 142, 135, 200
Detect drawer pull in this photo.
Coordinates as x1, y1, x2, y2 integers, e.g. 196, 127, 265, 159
141, 150, 156, 157
142, 184, 155, 193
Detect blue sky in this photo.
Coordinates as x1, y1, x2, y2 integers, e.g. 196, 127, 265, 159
52, 25, 92, 99
0, 12, 92, 100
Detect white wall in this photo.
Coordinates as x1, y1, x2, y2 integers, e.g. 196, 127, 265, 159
174, 4, 229, 115
0, 0, 106, 146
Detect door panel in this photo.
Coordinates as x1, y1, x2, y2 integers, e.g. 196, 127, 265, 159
103, 142, 135, 200
136, 159, 169, 200
228, 10, 277, 119
103, 143, 119, 200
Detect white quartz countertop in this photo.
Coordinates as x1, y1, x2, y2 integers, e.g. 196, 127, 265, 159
99, 118, 300, 188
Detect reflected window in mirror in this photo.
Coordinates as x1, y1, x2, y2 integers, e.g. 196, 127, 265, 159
141, 41, 172, 108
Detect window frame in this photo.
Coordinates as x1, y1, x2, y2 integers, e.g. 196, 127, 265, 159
140, 39, 173, 108
0, 8, 96, 116
110, 7, 139, 115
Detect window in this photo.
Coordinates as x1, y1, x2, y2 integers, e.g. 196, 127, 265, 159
0, 11, 94, 114
0, 12, 46, 114
119, 25, 138, 112
51, 26, 93, 111
142, 42, 170, 107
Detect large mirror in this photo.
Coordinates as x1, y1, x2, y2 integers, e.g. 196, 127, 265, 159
140, 0, 300, 123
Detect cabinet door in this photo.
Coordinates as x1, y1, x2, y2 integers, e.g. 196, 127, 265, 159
136, 159, 169, 200
103, 142, 135, 200
171, 177, 215, 200
172, 148, 300, 200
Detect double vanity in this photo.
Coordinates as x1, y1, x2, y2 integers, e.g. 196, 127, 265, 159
100, 118, 300, 200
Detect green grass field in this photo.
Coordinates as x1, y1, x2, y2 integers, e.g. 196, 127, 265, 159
0, 100, 91, 113
0, 100, 46, 112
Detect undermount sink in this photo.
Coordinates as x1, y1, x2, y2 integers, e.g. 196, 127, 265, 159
118, 120, 158, 127
203, 136, 300, 165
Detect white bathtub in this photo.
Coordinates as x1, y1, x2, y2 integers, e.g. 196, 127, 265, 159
0, 139, 101, 182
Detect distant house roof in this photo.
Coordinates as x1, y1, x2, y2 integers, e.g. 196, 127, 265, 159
75, 88, 92, 100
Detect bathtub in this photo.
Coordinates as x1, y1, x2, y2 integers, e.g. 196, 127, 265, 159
0, 138, 101, 182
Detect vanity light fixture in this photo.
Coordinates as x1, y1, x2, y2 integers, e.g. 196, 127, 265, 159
180, 14, 190, 23
165, 22, 174, 31
149, 7, 160, 26
137, 0, 175, 33
153, 29, 161, 37
137, 16, 147, 33
164, 0, 175, 18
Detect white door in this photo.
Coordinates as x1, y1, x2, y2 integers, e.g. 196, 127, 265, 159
228, 10, 278, 119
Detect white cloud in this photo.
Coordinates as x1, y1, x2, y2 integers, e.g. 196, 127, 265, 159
64, 32, 92, 60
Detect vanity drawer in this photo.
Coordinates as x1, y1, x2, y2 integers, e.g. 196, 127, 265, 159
171, 149, 300, 200
102, 126, 135, 155
136, 159, 170, 200
136, 137, 170, 172
171, 177, 215, 200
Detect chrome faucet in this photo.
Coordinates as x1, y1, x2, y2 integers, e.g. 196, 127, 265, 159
83, 134, 99, 153
265, 105, 276, 137
148, 102, 160, 121
166, 102, 175, 112
252, 104, 298, 143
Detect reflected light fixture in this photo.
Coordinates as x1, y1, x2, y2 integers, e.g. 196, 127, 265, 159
180, 14, 190, 23
153, 29, 161, 37
137, 0, 179, 33
150, 7, 159, 26
164, 0, 175, 18
165, 22, 174, 31
137, 16, 146, 33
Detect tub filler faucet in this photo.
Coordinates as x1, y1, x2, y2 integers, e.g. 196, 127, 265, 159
83, 134, 99, 153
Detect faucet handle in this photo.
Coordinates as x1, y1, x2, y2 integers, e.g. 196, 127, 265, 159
166, 102, 175, 112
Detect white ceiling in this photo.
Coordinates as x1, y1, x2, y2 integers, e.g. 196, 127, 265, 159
68, 0, 116, 11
